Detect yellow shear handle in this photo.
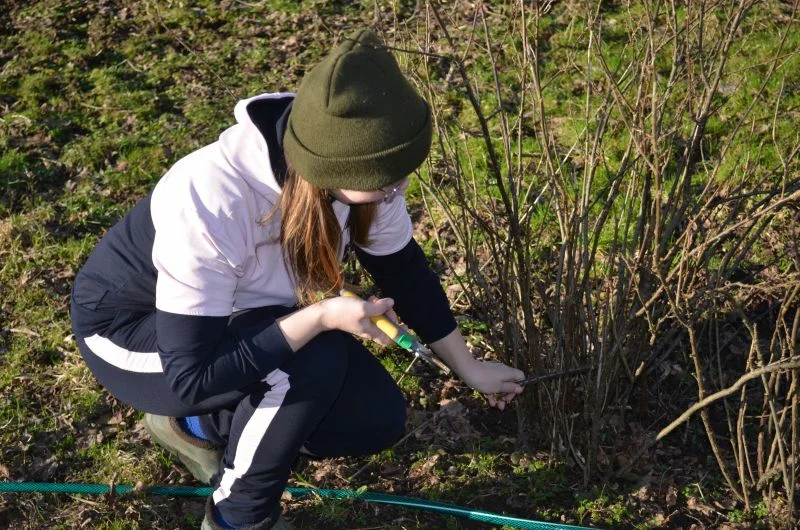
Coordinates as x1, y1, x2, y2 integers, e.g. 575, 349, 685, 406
339, 289, 401, 341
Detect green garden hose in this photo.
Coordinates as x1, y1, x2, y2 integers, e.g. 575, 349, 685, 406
0, 482, 591, 529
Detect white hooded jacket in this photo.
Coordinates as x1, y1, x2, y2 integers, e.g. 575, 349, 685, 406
151, 93, 413, 317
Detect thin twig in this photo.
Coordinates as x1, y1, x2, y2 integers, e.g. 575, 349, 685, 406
616, 358, 800, 478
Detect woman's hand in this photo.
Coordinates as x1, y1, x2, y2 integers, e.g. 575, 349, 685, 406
460, 360, 525, 411
319, 295, 398, 347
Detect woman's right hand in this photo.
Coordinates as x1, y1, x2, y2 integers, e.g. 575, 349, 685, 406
318, 295, 397, 347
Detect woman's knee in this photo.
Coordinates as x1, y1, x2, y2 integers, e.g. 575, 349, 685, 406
381, 385, 407, 446
349, 390, 406, 455
284, 330, 354, 395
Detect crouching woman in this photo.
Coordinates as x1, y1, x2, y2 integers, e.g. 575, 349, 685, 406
70, 29, 524, 530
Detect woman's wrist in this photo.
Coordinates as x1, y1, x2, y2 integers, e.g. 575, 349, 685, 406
276, 302, 328, 352
315, 298, 334, 331
429, 331, 481, 378
309, 301, 329, 333
452, 357, 486, 387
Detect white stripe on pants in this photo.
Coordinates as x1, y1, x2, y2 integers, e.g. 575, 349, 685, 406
213, 369, 291, 504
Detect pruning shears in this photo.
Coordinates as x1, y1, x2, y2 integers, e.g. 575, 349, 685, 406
340, 289, 451, 375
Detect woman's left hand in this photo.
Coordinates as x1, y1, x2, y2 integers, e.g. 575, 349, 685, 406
460, 360, 525, 411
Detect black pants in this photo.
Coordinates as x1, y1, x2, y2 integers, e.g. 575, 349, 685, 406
72, 303, 407, 526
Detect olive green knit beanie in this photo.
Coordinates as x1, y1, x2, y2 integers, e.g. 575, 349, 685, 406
284, 28, 432, 191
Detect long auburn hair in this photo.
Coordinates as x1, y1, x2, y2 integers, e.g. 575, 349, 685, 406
272, 166, 376, 305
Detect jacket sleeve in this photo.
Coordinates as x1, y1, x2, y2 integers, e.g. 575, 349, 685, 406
354, 237, 457, 345
155, 310, 293, 405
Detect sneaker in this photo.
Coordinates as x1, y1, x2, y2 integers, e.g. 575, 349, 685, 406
143, 413, 222, 484
200, 496, 294, 530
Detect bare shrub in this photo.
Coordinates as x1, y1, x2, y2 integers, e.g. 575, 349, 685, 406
391, 0, 800, 521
